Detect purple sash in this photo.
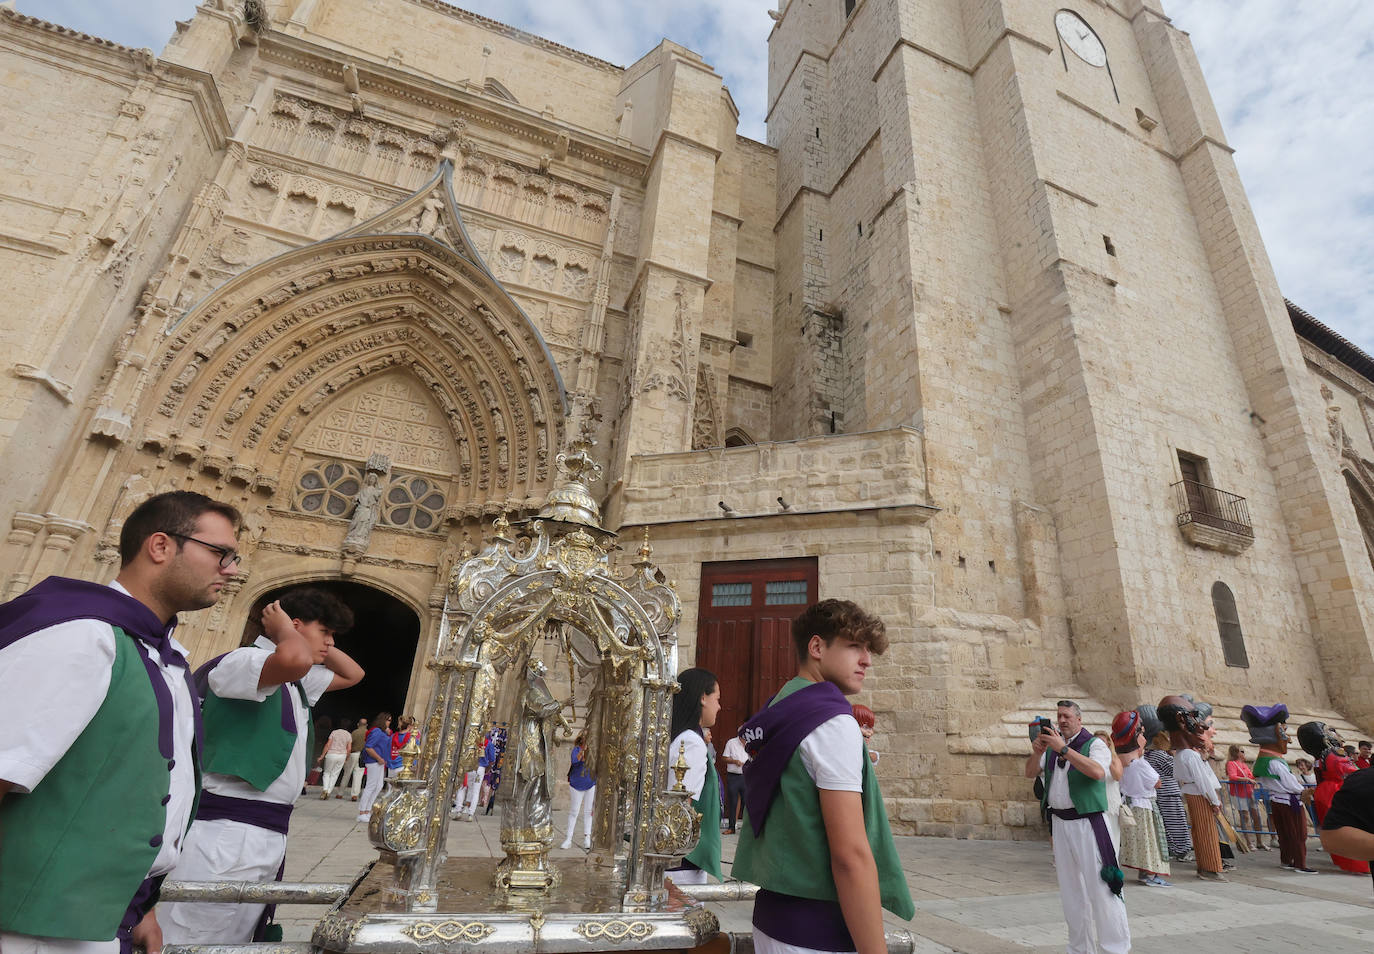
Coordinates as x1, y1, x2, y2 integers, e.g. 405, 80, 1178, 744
739, 680, 854, 836
753, 888, 854, 952
195, 790, 294, 835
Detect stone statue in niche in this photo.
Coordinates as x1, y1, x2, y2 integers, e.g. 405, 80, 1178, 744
1322, 383, 1352, 451
410, 194, 444, 237
342, 454, 390, 556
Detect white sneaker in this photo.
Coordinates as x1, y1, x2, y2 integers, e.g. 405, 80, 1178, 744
583, 837, 592, 850
560, 840, 572, 850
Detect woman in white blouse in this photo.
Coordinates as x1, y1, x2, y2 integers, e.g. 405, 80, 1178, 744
665, 667, 722, 885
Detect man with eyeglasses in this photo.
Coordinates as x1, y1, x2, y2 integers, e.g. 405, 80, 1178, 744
0, 491, 241, 954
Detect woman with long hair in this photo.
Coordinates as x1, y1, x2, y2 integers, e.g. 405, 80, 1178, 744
357, 711, 392, 821
665, 667, 722, 885
561, 732, 596, 850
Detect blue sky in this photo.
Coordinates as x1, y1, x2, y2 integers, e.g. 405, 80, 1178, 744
24, 1, 1374, 356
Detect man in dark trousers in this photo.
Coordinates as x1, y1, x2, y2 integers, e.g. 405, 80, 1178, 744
0, 491, 241, 954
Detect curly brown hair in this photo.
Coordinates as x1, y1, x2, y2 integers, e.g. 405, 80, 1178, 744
790, 599, 888, 661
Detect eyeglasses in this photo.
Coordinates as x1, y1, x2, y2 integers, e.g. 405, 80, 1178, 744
1056, 701, 1075, 708
162, 531, 242, 569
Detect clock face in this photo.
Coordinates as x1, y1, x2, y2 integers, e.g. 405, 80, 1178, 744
1055, 10, 1107, 68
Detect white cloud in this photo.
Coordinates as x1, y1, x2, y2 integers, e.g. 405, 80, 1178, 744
1167, 0, 1374, 352
24, 1, 1372, 354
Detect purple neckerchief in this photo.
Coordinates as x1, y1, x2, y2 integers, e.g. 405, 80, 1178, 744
194, 649, 305, 737
0, 575, 201, 758
1054, 728, 1093, 770
195, 790, 293, 834
739, 680, 854, 837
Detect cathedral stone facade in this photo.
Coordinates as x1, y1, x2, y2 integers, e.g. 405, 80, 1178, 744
2, 0, 1372, 837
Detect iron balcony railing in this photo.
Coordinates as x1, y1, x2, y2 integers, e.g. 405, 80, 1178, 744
1173, 478, 1254, 538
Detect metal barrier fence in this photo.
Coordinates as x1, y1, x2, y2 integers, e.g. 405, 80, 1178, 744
1217, 778, 1320, 845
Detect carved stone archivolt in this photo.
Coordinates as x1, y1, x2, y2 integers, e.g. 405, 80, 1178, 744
115, 163, 567, 515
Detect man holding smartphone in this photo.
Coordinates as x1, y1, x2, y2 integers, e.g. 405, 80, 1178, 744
1026, 700, 1130, 954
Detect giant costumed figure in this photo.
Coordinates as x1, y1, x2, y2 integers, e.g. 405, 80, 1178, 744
1159, 695, 1225, 880
1139, 703, 1191, 860
1298, 720, 1369, 875
1241, 704, 1314, 873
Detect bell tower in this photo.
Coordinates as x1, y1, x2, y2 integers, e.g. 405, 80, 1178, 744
769, 0, 1374, 731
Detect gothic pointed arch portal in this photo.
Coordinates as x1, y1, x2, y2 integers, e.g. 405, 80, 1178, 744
143, 162, 567, 518
239, 581, 422, 729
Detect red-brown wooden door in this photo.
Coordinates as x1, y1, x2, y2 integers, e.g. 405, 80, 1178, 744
695, 558, 818, 797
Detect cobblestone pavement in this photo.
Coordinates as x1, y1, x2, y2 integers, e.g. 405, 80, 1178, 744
275, 793, 1374, 951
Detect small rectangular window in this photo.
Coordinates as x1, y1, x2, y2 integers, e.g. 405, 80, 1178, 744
764, 580, 809, 605
711, 582, 752, 607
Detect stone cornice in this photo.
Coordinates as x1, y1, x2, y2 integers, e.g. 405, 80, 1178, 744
397, 0, 624, 74
257, 35, 649, 181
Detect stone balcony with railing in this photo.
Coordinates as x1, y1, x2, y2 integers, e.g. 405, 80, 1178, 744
1173, 477, 1254, 554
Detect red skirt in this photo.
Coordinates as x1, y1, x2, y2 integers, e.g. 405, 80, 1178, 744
1316, 779, 1371, 874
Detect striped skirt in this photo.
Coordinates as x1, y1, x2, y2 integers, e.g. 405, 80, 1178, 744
1183, 793, 1223, 873
1118, 802, 1171, 877
1156, 790, 1192, 856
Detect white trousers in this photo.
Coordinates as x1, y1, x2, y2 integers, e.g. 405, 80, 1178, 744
1051, 815, 1131, 954
345, 752, 363, 796
563, 784, 595, 845
753, 925, 855, 954
358, 762, 386, 814
454, 769, 482, 815
160, 818, 287, 943
0, 933, 118, 954
321, 753, 346, 795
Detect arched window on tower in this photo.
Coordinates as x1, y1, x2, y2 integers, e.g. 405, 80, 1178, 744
1211, 582, 1249, 668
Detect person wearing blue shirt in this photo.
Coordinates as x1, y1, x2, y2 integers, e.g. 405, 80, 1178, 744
561, 733, 596, 850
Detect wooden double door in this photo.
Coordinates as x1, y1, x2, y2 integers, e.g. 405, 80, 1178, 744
694, 558, 818, 787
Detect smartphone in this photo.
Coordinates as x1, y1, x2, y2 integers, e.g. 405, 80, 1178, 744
1028, 716, 1053, 742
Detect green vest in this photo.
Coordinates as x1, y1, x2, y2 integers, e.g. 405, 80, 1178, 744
732, 678, 915, 919
1253, 753, 1286, 780
1039, 734, 1109, 816
201, 678, 311, 792
685, 754, 722, 878
0, 629, 191, 940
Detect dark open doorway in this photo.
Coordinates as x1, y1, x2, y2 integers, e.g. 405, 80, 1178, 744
239, 580, 421, 729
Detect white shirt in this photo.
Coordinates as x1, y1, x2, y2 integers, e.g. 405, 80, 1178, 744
1120, 756, 1160, 805
1253, 753, 1305, 796
722, 735, 749, 774
798, 714, 864, 792
669, 730, 710, 799
1173, 748, 1221, 804
202, 636, 334, 804
0, 581, 198, 876
325, 727, 352, 756
1044, 736, 1111, 810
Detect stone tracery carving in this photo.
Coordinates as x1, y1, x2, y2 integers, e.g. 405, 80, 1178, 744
691, 365, 721, 450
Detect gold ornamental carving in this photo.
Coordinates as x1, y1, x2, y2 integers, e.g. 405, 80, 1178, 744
402, 920, 496, 943
572, 919, 657, 942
